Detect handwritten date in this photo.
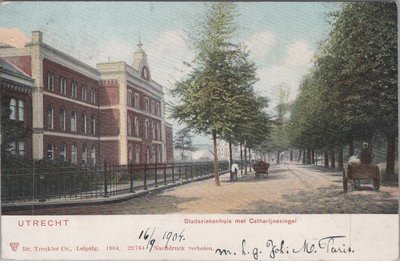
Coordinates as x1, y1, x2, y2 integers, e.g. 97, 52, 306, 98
138, 227, 186, 252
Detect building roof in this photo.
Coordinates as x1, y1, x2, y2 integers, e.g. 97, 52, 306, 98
0, 58, 34, 88
0, 58, 32, 79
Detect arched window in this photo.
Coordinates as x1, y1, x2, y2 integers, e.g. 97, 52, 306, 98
90, 115, 96, 134
9, 98, 16, 120
128, 116, 132, 136
157, 147, 162, 163
81, 86, 87, 101
60, 143, 66, 161
135, 145, 140, 164
47, 143, 54, 160
71, 111, 77, 132
91, 146, 96, 165
157, 123, 161, 140
71, 144, 77, 164
144, 119, 149, 139
18, 142, 25, 157
60, 77, 67, 95
128, 145, 133, 163
71, 80, 78, 98
82, 144, 88, 164
151, 100, 155, 114
60, 109, 66, 130
151, 121, 155, 140
47, 105, 53, 129
18, 100, 24, 121
128, 90, 133, 106
81, 113, 87, 133
134, 93, 140, 108
9, 141, 16, 155
146, 146, 150, 164
134, 117, 139, 136
90, 89, 96, 104
47, 72, 54, 91
144, 97, 149, 112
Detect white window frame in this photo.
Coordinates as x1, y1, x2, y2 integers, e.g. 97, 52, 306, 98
71, 111, 77, 132
18, 100, 24, 121
60, 143, 66, 161
47, 105, 54, 129
9, 98, 16, 120
60, 108, 66, 131
47, 143, 54, 160
71, 144, 77, 164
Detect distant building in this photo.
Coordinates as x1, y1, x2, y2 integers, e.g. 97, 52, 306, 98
216, 139, 240, 162
0, 31, 173, 165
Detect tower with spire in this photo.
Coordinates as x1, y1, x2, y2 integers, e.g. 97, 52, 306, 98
132, 38, 151, 81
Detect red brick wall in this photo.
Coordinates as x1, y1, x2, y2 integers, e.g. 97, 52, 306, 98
99, 140, 119, 164
4, 56, 32, 76
165, 125, 174, 163
43, 59, 99, 106
99, 83, 119, 106
99, 109, 119, 136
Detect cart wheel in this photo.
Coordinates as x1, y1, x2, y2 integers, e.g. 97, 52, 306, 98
373, 167, 380, 191
343, 169, 348, 193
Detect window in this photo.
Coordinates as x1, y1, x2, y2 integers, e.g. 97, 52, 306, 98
157, 148, 162, 163
156, 123, 161, 140
90, 115, 96, 135
156, 103, 160, 116
134, 117, 139, 136
60, 143, 66, 161
144, 119, 149, 139
60, 77, 67, 95
71, 81, 78, 98
134, 93, 140, 108
151, 122, 155, 140
128, 116, 132, 136
91, 146, 96, 165
146, 146, 150, 163
60, 109, 66, 130
82, 144, 88, 164
47, 143, 54, 160
90, 89, 96, 104
47, 105, 53, 129
71, 111, 77, 132
18, 100, 24, 121
9, 141, 16, 155
151, 100, 155, 114
153, 146, 157, 163
18, 141, 25, 157
135, 145, 140, 163
128, 145, 133, 163
128, 90, 133, 106
81, 113, 87, 133
144, 97, 149, 112
81, 86, 87, 101
9, 98, 16, 120
47, 72, 54, 91
71, 144, 77, 164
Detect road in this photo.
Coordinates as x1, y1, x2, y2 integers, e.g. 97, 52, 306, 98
4, 163, 398, 215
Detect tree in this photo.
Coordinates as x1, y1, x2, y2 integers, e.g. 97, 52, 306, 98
170, 3, 260, 186
174, 127, 196, 160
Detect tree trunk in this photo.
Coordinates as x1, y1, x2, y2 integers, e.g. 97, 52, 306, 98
244, 145, 247, 175
248, 148, 252, 172
298, 149, 302, 162
386, 130, 396, 176
212, 130, 220, 186
302, 149, 306, 164
290, 150, 293, 161
338, 148, 344, 171
324, 151, 329, 168
311, 150, 315, 165
181, 150, 184, 161
330, 150, 335, 168
229, 140, 233, 181
306, 149, 311, 165
349, 138, 354, 157
240, 143, 243, 175
276, 151, 280, 164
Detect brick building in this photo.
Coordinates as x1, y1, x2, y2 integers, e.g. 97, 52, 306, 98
0, 31, 173, 165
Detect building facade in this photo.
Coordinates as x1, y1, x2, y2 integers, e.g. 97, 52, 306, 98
0, 31, 173, 165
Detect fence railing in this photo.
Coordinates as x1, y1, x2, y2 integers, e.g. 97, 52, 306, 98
1, 161, 234, 203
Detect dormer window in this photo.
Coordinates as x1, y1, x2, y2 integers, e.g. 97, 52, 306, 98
142, 66, 149, 80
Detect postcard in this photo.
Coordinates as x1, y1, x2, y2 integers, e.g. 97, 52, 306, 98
0, 1, 398, 260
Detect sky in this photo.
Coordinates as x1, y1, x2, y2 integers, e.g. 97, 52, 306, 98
0, 2, 341, 145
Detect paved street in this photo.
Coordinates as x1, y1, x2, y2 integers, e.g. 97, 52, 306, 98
4, 163, 398, 215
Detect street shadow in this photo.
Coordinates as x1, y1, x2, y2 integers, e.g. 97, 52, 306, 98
2, 195, 200, 215
229, 184, 398, 214
222, 173, 288, 183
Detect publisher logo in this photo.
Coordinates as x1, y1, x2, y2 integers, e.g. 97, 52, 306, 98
10, 242, 19, 251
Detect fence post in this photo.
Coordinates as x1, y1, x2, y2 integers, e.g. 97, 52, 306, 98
104, 161, 109, 197
190, 162, 193, 179
179, 164, 182, 181
185, 164, 188, 180
164, 163, 167, 185
144, 164, 148, 190
129, 163, 134, 193
172, 163, 175, 183
155, 163, 158, 188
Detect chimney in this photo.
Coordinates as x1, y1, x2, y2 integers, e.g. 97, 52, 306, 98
32, 31, 43, 44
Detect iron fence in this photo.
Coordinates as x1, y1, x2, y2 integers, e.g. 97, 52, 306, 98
1, 160, 235, 203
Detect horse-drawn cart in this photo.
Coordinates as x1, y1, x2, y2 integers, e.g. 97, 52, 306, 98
253, 161, 270, 178
342, 164, 380, 193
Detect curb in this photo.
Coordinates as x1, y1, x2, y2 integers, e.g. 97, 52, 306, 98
2, 171, 230, 211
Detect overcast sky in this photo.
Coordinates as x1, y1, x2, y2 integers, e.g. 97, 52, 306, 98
0, 2, 340, 145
